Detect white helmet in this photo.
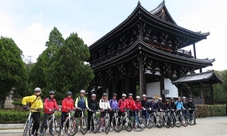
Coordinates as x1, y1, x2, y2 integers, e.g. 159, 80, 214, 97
122, 93, 126, 97
34, 87, 41, 92
136, 96, 140, 99
142, 94, 147, 97
80, 90, 85, 93
158, 97, 162, 100
182, 96, 186, 99
91, 94, 96, 97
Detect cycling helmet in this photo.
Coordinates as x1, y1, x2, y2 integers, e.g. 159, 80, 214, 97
91, 94, 96, 97
136, 96, 140, 99
80, 90, 86, 93
102, 93, 107, 96
113, 93, 117, 96
171, 97, 174, 100
166, 99, 170, 102
142, 94, 147, 97
49, 91, 55, 94
66, 91, 72, 95
158, 97, 162, 100
189, 97, 193, 100
122, 93, 126, 97
182, 96, 186, 99
128, 93, 133, 96
34, 87, 41, 92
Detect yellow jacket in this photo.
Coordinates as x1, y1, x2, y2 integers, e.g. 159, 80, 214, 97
22, 95, 43, 112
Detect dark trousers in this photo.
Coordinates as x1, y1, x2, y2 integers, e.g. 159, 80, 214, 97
40, 113, 53, 133
61, 112, 69, 128
31, 112, 40, 134
87, 111, 94, 130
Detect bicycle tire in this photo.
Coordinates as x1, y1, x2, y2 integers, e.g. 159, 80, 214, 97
105, 117, 110, 134
92, 116, 100, 133
188, 113, 195, 125
181, 114, 188, 127
66, 118, 77, 136
133, 115, 146, 132
155, 115, 163, 128
125, 116, 133, 132
81, 116, 88, 135
165, 116, 171, 128
54, 117, 61, 133
114, 117, 123, 132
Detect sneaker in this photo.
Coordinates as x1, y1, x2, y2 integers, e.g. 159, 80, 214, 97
87, 130, 91, 133
110, 127, 113, 132
99, 128, 102, 133
40, 132, 44, 136
49, 131, 54, 136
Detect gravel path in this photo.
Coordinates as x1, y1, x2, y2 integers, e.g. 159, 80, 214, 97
0, 117, 227, 136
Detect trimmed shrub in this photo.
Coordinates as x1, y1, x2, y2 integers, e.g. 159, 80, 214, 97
195, 105, 226, 118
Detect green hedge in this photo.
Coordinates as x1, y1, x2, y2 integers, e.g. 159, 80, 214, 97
195, 105, 226, 118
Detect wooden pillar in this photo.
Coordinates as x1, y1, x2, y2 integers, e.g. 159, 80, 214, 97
210, 84, 214, 105
193, 43, 197, 59
143, 75, 147, 95
125, 78, 130, 95
178, 85, 183, 97
139, 55, 144, 97
160, 68, 165, 100
200, 68, 202, 73
190, 85, 193, 98
200, 84, 204, 104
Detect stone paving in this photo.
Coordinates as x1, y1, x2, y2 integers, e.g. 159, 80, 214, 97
0, 117, 227, 136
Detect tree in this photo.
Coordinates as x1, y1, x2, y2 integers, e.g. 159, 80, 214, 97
213, 70, 227, 103
0, 36, 27, 98
28, 27, 64, 96
47, 33, 94, 99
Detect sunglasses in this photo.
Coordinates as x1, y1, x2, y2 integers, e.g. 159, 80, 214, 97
35, 91, 40, 93
49, 94, 54, 95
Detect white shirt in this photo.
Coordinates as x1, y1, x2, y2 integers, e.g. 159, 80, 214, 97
99, 99, 110, 110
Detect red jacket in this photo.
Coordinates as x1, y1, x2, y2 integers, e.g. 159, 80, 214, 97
127, 98, 137, 111
44, 98, 59, 114
61, 97, 74, 112
118, 99, 128, 112
135, 101, 142, 110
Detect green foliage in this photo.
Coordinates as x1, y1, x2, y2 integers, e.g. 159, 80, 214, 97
47, 33, 94, 99
213, 70, 227, 103
195, 105, 226, 118
0, 37, 27, 98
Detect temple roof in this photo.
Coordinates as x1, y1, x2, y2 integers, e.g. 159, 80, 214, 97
172, 70, 223, 84
150, 1, 177, 24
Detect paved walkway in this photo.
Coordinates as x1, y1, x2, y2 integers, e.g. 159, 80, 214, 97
0, 117, 227, 136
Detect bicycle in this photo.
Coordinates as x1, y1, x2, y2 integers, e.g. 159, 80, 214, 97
161, 110, 172, 128
102, 109, 111, 134
133, 109, 146, 132
170, 109, 181, 128
42, 110, 61, 135
176, 109, 188, 127
150, 110, 163, 128
111, 109, 121, 132
58, 110, 77, 136
88, 109, 100, 133
74, 108, 88, 135
187, 108, 197, 125
23, 108, 38, 136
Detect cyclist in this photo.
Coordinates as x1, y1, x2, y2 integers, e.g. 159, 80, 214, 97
149, 97, 156, 111
87, 94, 99, 133
22, 87, 43, 136
109, 93, 119, 131
182, 96, 188, 115
127, 93, 137, 117
187, 98, 195, 122
99, 93, 111, 133
74, 90, 89, 129
40, 91, 59, 136
170, 97, 176, 110
118, 93, 128, 118
175, 97, 185, 110
155, 97, 164, 112
141, 94, 150, 119
135, 96, 142, 110
61, 91, 75, 130
164, 99, 172, 111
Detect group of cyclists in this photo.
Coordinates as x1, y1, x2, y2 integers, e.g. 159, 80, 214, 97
22, 87, 195, 136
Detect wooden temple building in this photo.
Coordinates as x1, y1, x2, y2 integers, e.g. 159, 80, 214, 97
88, 1, 222, 104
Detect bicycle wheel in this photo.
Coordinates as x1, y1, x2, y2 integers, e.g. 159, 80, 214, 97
29, 118, 33, 135
114, 117, 123, 132
133, 115, 146, 132
81, 116, 88, 135
175, 115, 181, 128
165, 116, 171, 128
66, 118, 77, 136
155, 115, 163, 128
188, 113, 195, 125
92, 116, 100, 133
125, 117, 133, 132
54, 117, 61, 133
181, 115, 188, 127
105, 117, 110, 134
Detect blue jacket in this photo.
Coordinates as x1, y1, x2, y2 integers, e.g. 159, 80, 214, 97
175, 101, 185, 110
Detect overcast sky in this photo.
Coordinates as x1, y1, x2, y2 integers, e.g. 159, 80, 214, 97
0, 0, 226, 71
